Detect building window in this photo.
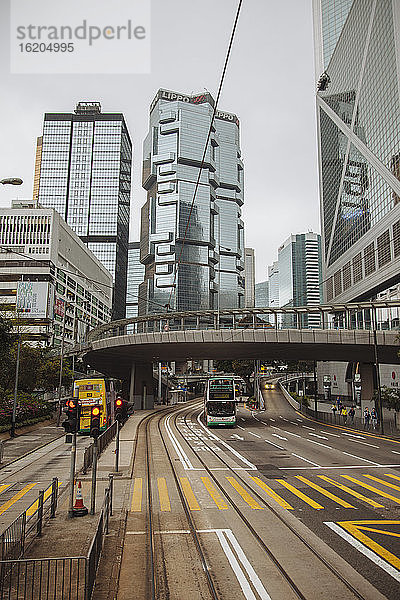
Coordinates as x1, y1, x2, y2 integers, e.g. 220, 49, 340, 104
364, 242, 375, 276
377, 230, 391, 268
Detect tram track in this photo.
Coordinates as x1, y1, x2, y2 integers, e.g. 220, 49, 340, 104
174, 403, 370, 600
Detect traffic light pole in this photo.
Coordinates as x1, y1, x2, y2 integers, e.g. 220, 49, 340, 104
90, 438, 98, 515
68, 431, 77, 518
115, 421, 120, 473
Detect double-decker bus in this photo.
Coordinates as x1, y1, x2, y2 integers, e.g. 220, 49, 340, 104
204, 377, 236, 427
73, 378, 116, 435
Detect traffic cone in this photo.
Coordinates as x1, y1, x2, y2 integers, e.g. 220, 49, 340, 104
73, 480, 88, 516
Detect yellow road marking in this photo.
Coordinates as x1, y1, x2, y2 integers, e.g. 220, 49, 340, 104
295, 476, 355, 508
180, 478, 200, 510
157, 478, 171, 511
26, 481, 62, 517
0, 483, 37, 516
226, 477, 263, 510
0, 484, 11, 495
363, 474, 400, 493
385, 474, 400, 483
337, 520, 400, 570
131, 478, 143, 512
341, 475, 400, 504
276, 479, 324, 509
317, 475, 384, 508
250, 476, 294, 509
201, 477, 229, 510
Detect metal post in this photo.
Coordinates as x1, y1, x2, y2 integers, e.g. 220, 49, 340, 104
11, 333, 21, 438
104, 488, 109, 535
108, 474, 114, 516
90, 438, 98, 515
37, 490, 44, 536
158, 362, 162, 404
50, 477, 58, 518
115, 421, 120, 473
313, 361, 318, 419
373, 308, 384, 435
68, 431, 77, 518
56, 305, 67, 427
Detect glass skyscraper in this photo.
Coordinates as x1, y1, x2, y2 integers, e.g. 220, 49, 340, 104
126, 241, 145, 318
313, 0, 400, 303
139, 89, 245, 314
35, 102, 132, 319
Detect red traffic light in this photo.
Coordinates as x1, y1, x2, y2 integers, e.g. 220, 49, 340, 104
91, 406, 100, 416
68, 400, 77, 409
116, 399, 123, 406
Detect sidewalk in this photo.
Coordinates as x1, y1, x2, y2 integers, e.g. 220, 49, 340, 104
0, 419, 63, 468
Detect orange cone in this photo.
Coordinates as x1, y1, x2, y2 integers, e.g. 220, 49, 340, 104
73, 480, 88, 516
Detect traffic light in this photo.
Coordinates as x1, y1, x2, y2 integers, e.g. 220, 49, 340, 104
90, 405, 101, 438
62, 399, 79, 434
115, 398, 125, 423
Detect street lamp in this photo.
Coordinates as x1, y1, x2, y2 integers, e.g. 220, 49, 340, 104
1, 178, 23, 186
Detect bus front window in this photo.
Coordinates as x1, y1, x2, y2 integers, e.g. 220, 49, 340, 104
207, 402, 235, 416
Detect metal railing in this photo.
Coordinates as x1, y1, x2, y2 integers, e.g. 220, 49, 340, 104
84, 300, 400, 344
82, 421, 118, 474
0, 482, 113, 600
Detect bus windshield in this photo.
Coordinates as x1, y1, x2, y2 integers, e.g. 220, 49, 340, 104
207, 402, 235, 416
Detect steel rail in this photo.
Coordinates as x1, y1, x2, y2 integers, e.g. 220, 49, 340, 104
177, 404, 368, 600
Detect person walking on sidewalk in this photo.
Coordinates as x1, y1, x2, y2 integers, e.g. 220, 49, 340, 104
371, 407, 378, 430
331, 404, 337, 422
348, 406, 355, 425
363, 407, 371, 430
341, 405, 348, 424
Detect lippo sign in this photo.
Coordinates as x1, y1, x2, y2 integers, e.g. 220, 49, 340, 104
10, 0, 150, 74
151, 89, 240, 126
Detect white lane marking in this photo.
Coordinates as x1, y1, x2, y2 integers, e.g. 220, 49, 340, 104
289, 421, 299, 426
282, 418, 290, 422
237, 425, 246, 430
272, 434, 287, 441
342, 432, 366, 440
240, 418, 245, 422
248, 431, 261, 439
302, 426, 315, 430
321, 431, 341, 437
296, 419, 303, 422
269, 418, 276, 422
392, 450, 400, 455
280, 464, 400, 470
216, 530, 272, 600
165, 413, 194, 470
291, 453, 320, 467
231, 434, 245, 441
282, 430, 302, 438
350, 440, 380, 449
309, 433, 329, 440
325, 522, 400, 583
307, 439, 333, 449
265, 440, 285, 450
342, 451, 380, 465
196, 412, 257, 470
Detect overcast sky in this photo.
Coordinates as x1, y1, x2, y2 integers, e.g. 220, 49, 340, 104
0, 0, 319, 282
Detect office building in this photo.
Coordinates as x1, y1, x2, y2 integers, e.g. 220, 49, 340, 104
255, 280, 269, 308
313, 0, 400, 303
35, 101, 132, 319
267, 261, 280, 309
139, 89, 245, 314
244, 247, 255, 308
0, 203, 112, 346
126, 241, 145, 319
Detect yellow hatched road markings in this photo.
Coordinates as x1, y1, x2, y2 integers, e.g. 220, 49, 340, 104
385, 473, 400, 484
157, 478, 171, 512
226, 477, 263, 510
180, 478, 200, 511
0, 483, 37, 516
131, 478, 143, 512
0, 484, 11, 495
317, 475, 384, 508
201, 477, 229, 510
337, 520, 400, 571
250, 476, 294, 510
341, 475, 400, 504
276, 479, 324, 509
26, 481, 62, 517
363, 474, 400, 493
295, 476, 355, 508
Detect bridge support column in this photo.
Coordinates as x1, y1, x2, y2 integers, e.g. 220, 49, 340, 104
359, 363, 376, 411
129, 363, 154, 410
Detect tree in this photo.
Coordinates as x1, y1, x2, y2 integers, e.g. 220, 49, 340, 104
379, 386, 400, 412
0, 314, 12, 360
37, 355, 72, 392
215, 359, 254, 395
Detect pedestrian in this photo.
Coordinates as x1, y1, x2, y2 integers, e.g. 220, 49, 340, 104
348, 406, 355, 425
371, 407, 378, 430
341, 406, 348, 424
363, 407, 370, 430
331, 404, 337, 422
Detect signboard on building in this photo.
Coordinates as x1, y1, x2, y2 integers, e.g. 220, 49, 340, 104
54, 297, 66, 318
16, 281, 53, 319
